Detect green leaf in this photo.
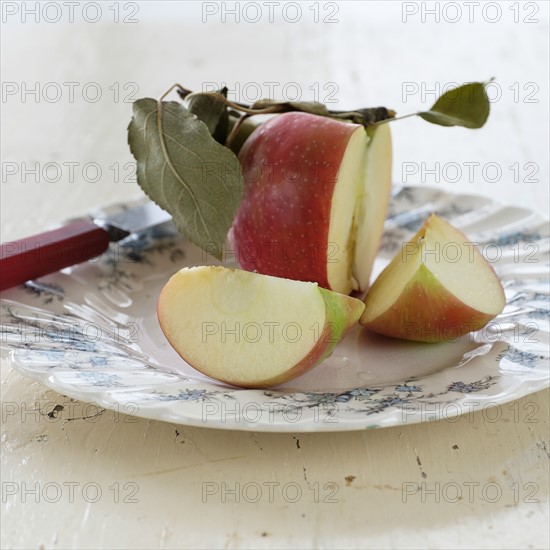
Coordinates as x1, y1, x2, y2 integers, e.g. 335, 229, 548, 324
128, 98, 243, 259
186, 88, 229, 144
418, 81, 491, 128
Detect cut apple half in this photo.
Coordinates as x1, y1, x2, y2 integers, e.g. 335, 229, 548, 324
360, 214, 506, 342
158, 266, 365, 388
229, 112, 392, 296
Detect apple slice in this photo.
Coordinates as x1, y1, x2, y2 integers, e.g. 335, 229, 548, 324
158, 266, 365, 388
228, 112, 392, 295
360, 214, 506, 342
352, 124, 393, 290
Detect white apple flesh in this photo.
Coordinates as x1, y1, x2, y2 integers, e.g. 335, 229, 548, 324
228, 112, 392, 295
158, 266, 365, 388
360, 214, 506, 342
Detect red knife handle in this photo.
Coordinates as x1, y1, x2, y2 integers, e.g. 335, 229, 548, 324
0, 220, 110, 291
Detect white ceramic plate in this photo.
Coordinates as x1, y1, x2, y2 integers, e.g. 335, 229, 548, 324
1, 186, 548, 432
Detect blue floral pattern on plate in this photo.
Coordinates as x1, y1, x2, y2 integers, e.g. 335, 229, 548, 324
1, 186, 548, 432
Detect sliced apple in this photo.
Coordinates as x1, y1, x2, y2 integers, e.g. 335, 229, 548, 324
352, 124, 392, 289
158, 266, 365, 388
360, 214, 506, 342
228, 112, 392, 295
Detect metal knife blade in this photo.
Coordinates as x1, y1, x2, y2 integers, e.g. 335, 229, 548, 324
92, 202, 173, 241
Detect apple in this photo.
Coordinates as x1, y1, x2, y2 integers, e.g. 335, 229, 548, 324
360, 214, 506, 342
158, 266, 365, 388
228, 112, 392, 295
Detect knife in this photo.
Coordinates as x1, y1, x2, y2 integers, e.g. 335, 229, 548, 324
0, 202, 172, 291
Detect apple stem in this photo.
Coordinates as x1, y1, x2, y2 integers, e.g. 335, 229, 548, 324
371, 112, 419, 126
163, 83, 283, 116
226, 114, 252, 150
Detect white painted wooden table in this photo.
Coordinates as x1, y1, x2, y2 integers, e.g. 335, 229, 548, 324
1, 2, 549, 548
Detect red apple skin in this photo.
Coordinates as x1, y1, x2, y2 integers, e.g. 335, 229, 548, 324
228, 112, 360, 290
362, 264, 497, 342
